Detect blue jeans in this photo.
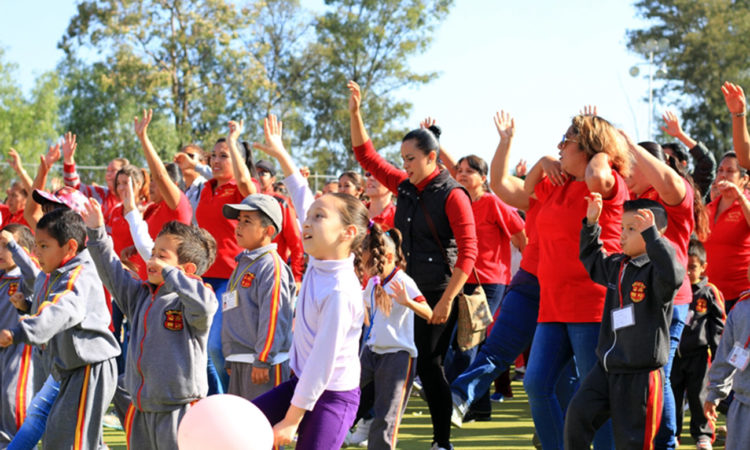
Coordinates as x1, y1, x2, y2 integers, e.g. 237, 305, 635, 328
654, 303, 689, 449
8, 375, 60, 450
204, 277, 229, 394
450, 271, 538, 411
524, 322, 614, 450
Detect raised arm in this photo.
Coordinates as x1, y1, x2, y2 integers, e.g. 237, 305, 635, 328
620, 130, 686, 205
7, 149, 33, 192
585, 152, 617, 198
722, 81, 750, 170
227, 120, 257, 197
489, 111, 530, 210
24, 144, 60, 229
421, 117, 456, 177
134, 109, 183, 210
661, 111, 697, 149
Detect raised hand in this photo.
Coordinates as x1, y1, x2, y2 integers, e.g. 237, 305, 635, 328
722, 81, 746, 114
515, 159, 527, 177
585, 193, 603, 225
134, 109, 153, 140
61, 132, 77, 164
7, 148, 23, 173
660, 111, 684, 138
714, 179, 742, 201
0, 330, 12, 348
121, 177, 138, 215
580, 105, 598, 116
389, 280, 410, 307
493, 110, 515, 140
633, 208, 656, 232
173, 152, 197, 170
227, 119, 244, 144
252, 114, 286, 159
299, 166, 311, 178
347, 80, 362, 114
44, 143, 61, 168
0, 230, 15, 247
420, 116, 437, 129
81, 197, 105, 229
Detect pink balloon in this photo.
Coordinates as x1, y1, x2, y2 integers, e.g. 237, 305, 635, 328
178, 394, 273, 450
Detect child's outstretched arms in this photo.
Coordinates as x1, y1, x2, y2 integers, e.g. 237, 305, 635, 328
390, 280, 432, 321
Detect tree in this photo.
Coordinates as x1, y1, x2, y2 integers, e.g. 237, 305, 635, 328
627, 0, 750, 157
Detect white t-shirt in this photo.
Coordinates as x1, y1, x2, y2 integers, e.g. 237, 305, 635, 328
364, 268, 425, 358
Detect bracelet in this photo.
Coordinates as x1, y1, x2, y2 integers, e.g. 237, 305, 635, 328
735, 111, 746, 117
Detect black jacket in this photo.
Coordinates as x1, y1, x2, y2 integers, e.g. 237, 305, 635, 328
580, 220, 685, 373
678, 278, 725, 358
689, 141, 716, 202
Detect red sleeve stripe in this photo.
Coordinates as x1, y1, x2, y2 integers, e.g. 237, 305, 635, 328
74, 364, 92, 450
413, 296, 427, 303
642, 368, 663, 449
258, 253, 282, 362
124, 403, 136, 448
14, 344, 33, 430
34, 265, 83, 317
707, 282, 726, 319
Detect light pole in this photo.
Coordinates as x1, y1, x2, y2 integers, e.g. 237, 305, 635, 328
630, 38, 669, 140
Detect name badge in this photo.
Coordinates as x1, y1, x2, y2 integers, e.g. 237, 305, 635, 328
612, 304, 635, 331
728, 343, 750, 371
222, 290, 239, 311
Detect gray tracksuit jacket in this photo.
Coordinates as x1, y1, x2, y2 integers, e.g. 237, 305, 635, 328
8, 242, 120, 379
221, 244, 295, 369
86, 226, 218, 413
705, 298, 750, 406
0, 266, 33, 329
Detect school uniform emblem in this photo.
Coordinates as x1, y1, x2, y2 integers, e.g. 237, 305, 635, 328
241, 273, 255, 288
7, 282, 18, 296
630, 281, 646, 302
728, 211, 742, 222
164, 310, 184, 331
696, 298, 707, 314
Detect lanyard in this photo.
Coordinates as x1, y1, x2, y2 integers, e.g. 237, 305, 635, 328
617, 259, 628, 308
228, 251, 271, 291
36, 272, 64, 306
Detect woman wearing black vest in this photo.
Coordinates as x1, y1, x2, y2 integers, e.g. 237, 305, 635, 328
348, 81, 478, 450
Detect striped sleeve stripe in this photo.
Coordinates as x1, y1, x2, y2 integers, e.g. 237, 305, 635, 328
707, 282, 726, 319
642, 369, 663, 450
124, 403, 136, 448
33, 265, 83, 316
14, 344, 33, 429
74, 365, 92, 450
258, 253, 282, 362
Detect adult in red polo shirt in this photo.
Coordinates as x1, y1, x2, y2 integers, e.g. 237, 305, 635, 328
195, 119, 256, 393
523, 114, 629, 449
704, 152, 750, 311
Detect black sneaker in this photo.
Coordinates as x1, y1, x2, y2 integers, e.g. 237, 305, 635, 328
462, 410, 491, 423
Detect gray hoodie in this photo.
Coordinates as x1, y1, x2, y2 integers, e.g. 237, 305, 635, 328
705, 297, 750, 406
86, 226, 218, 413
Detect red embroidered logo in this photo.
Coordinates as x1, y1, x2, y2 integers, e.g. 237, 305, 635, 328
164, 310, 184, 331
7, 282, 18, 296
630, 281, 646, 303
241, 273, 255, 288
696, 298, 707, 314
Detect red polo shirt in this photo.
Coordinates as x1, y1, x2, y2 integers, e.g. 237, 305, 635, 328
519, 198, 540, 276
704, 193, 750, 299
196, 179, 245, 279
144, 191, 192, 238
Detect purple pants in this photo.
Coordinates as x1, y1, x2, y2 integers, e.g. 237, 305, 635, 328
252, 376, 360, 450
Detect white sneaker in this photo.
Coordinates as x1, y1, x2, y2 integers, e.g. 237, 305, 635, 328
430, 443, 453, 450
344, 418, 372, 446
450, 392, 465, 428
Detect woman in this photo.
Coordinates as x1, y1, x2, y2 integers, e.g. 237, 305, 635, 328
338, 171, 365, 199
704, 152, 750, 311
364, 171, 396, 231
523, 114, 629, 449
349, 80, 477, 450
195, 120, 256, 393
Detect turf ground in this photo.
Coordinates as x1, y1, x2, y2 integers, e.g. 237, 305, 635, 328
101, 379, 728, 449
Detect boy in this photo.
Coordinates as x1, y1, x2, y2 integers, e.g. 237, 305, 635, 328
564, 195, 685, 449
703, 267, 750, 449
0, 224, 34, 445
0, 208, 120, 450
221, 194, 296, 401
82, 198, 219, 450
671, 239, 725, 449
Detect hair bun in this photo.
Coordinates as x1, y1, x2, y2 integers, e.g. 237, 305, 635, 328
428, 124, 442, 140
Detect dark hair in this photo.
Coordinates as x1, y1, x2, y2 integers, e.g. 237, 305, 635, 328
36, 208, 87, 252
720, 152, 748, 177
339, 171, 365, 198
688, 238, 707, 264
215, 137, 227, 145
402, 125, 441, 157
662, 142, 689, 163
361, 224, 406, 306
164, 162, 182, 186
9, 180, 28, 198
157, 222, 217, 276
273, 181, 288, 197
2, 223, 34, 250
623, 198, 668, 231
638, 141, 666, 162
116, 164, 149, 203
456, 154, 490, 192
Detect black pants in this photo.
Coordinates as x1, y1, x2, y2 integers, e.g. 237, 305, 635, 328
671, 349, 713, 442
414, 289, 458, 448
564, 361, 664, 450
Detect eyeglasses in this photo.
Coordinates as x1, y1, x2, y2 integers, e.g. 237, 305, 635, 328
364, 172, 372, 177
560, 134, 578, 146
257, 170, 270, 177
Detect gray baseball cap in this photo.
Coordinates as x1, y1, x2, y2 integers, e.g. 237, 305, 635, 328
222, 194, 283, 236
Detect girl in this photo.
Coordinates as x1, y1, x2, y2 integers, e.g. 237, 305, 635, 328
365, 172, 396, 231
339, 171, 365, 199
353, 224, 432, 449
109, 165, 150, 277
348, 81, 478, 450
252, 114, 365, 449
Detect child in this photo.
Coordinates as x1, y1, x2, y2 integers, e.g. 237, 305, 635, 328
671, 239, 725, 449
0, 224, 34, 446
81, 198, 218, 449
0, 208, 120, 450
564, 195, 685, 448
251, 114, 365, 449
703, 267, 750, 449
221, 193, 296, 401
350, 224, 432, 449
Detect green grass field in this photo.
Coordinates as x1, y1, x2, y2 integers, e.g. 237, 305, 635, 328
101, 378, 728, 449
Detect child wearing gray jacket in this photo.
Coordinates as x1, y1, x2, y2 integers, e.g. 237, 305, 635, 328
221, 194, 296, 401
82, 198, 218, 450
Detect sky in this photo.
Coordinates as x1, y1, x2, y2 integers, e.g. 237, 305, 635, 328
0, 0, 667, 174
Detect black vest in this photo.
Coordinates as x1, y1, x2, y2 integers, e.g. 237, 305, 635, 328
394, 170, 467, 290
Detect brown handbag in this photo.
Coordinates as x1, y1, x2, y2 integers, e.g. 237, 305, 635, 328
418, 199, 493, 351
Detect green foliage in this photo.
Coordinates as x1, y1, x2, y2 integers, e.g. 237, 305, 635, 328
627, 0, 750, 157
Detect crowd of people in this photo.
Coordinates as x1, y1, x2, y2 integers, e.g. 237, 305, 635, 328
0, 80, 749, 450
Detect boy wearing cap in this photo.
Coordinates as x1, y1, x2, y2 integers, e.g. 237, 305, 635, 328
221, 193, 296, 401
